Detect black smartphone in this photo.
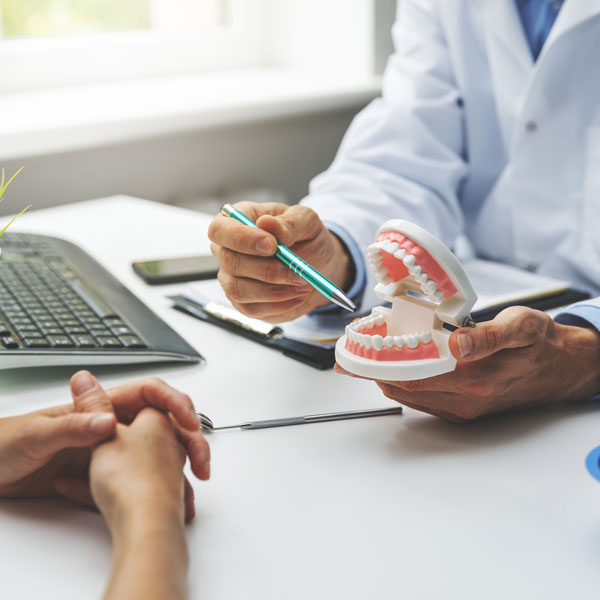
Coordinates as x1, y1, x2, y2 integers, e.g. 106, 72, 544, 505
132, 255, 220, 285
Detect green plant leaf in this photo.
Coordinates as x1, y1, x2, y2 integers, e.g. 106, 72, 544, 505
0, 167, 24, 202
0, 204, 32, 239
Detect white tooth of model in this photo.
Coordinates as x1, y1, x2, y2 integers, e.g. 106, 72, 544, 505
405, 334, 419, 349
372, 335, 384, 351
425, 280, 436, 293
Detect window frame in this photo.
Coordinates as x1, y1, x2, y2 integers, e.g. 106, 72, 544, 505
0, 0, 266, 93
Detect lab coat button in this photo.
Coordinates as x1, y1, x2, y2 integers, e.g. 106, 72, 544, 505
525, 121, 538, 133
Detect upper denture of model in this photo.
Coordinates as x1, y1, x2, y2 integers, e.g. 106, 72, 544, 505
344, 231, 459, 362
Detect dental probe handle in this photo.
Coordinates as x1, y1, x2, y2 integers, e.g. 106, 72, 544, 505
241, 407, 404, 430
241, 416, 307, 430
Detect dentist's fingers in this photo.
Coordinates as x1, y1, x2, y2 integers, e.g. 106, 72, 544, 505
256, 205, 323, 247
71, 371, 115, 415
229, 296, 311, 322
374, 384, 474, 423
334, 360, 500, 396
216, 271, 311, 304
208, 202, 288, 257
210, 244, 307, 285
449, 307, 552, 361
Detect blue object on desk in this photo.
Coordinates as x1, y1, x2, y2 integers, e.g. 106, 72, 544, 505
585, 445, 600, 482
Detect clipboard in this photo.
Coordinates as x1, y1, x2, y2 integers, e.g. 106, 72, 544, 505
171, 280, 590, 369
470, 287, 590, 323
169, 295, 336, 370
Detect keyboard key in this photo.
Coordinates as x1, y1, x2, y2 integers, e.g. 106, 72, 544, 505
118, 335, 147, 349
42, 327, 65, 335
60, 319, 81, 328
23, 338, 51, 348
47, 335, 74, 347
72, 334, 97, 348
103, 318, 127, 328
65, 326, 87, 334
1, 336, 19, 349
111, 325, 134, 336
89, 326, 111, 336
82, 317, 102, 327
37, 320, 60, 329
97, 336, 122, 348
16, 324, 42, 335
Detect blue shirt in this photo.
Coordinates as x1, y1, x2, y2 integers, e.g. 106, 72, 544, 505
515, 0, 564, 61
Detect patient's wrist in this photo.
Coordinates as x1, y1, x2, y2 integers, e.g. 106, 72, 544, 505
114, 502, 185, 549
107, 494, 184, 542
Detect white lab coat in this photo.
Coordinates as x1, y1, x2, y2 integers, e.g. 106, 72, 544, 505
302, 0, 600, 313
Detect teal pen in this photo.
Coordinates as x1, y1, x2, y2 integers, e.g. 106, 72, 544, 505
221, 204, 357, 312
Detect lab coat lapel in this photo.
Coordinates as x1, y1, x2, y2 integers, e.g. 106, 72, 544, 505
510, 0, 600, 148
540, 0, 600, 55
475, 0, 533, 151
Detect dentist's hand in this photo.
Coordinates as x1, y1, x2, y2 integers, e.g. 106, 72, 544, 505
208, 201, 353, 322
335, 307, 600, 422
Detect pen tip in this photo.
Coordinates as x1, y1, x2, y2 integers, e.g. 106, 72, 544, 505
330, 290, 357, 313
221, 204, 234, 217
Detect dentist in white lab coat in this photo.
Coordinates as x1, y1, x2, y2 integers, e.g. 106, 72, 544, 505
209, 0, 600, 421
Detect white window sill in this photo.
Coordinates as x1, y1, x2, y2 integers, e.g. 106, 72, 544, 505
0, 69, 381, 161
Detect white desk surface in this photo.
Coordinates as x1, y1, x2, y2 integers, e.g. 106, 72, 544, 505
1, 196, 600, 599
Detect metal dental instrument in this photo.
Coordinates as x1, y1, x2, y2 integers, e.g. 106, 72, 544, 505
196, 406, 404, 432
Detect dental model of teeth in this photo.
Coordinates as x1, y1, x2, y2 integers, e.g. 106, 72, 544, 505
335, 219, 477, 381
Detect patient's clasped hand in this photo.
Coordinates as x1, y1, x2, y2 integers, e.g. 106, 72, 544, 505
0, 371, 210, 600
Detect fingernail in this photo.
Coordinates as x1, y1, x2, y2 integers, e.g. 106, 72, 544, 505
458, 333, 473, 357
256, 238, 273, 255
189, 408, 200, 428
204, 459, 211, 479
89, 413, 115, 435
71, 371, 96, 396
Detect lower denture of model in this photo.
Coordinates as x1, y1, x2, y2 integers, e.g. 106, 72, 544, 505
344, 231, 459, 362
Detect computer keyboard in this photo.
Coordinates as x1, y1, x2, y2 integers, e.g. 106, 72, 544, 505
0, 232, 202, 369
